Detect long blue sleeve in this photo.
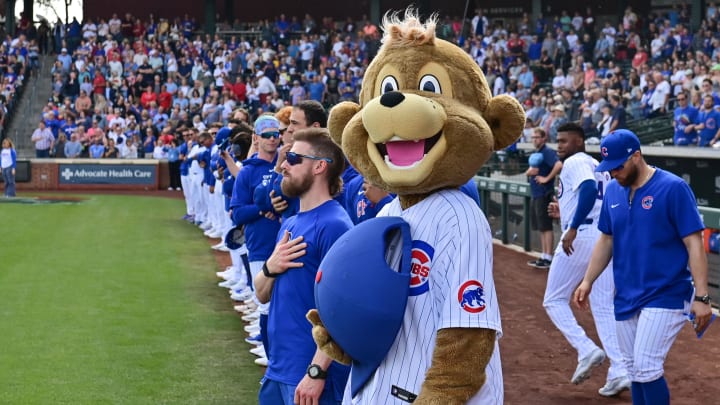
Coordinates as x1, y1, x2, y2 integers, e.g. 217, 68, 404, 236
571, 179, 597, 229
11, 149, 16, 168
230, 170, 262, 226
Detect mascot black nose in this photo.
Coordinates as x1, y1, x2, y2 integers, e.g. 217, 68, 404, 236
380, 91, 405, 108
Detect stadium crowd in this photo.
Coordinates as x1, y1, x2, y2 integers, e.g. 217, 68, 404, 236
0, 29, 32, 142
2, 2, 716, 401
16, 3, 720, 162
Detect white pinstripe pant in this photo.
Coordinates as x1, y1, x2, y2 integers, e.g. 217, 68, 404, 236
615, 303, 689, 382
543, 225, 628, 381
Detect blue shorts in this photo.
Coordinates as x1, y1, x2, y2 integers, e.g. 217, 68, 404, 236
258, 378, 341, 405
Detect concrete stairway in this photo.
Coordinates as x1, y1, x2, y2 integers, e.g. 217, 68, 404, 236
6, 54, 55, 158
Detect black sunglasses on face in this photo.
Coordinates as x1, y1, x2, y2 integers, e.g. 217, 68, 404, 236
286, 151, 333, 165
259, 131, 280, 139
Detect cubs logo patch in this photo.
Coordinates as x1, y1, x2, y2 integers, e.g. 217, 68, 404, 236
458, 280, 486, 313
409, 240, 434, 296
601, 146, 608, 157
642, 195, 654, 210
557, 178, 564, 198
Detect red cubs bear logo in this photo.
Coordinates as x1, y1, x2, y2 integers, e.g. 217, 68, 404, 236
458, 280, 486, 313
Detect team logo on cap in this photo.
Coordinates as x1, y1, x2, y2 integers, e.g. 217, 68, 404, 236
458, 280, 486, 313
601, 146, 608, 157
409, 240, 434, 296
642, 195, 654, 210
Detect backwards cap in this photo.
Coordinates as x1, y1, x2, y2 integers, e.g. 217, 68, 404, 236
253, 115, 280, 134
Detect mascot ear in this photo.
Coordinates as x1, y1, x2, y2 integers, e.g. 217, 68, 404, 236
328, 101, 362, 145
484, 95, 526, 151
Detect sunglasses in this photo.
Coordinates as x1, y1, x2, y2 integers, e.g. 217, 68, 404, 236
259, 131, 281, 139
286, 151, 333, 165
279, 127, 287, 135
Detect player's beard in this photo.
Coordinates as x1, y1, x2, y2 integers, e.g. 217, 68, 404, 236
281, 171, 313, 198
616, 163, 638, 187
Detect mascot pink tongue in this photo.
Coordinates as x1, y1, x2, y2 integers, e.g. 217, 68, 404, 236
386, 140, 425, 166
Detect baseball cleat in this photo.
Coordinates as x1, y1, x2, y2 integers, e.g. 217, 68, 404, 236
254, 357, 268, 367
527, 259, 551, 269
245, 334, 263, 345
249, 345, 266, 357
571, 348, 606, 384
598, 376, 631, 396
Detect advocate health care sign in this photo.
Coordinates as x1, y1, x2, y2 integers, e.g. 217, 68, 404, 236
59, 164, 157, 185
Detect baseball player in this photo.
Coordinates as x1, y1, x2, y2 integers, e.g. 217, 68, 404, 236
543, 122, 629, 396
254, 128, 352, 404
346, 188, 503, 404
574, 129, 713, 405
178, 129, 194, 221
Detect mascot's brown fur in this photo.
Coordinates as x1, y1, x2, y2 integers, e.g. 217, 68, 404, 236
308, 9, 525, 404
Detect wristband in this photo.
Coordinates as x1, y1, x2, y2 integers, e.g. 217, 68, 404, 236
262, 262, 278, 278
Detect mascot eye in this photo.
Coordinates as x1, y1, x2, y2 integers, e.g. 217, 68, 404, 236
380, 76, 399, 94
419, 75, 442, 94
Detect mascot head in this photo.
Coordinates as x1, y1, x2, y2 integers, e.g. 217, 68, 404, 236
328, 9, 525, 197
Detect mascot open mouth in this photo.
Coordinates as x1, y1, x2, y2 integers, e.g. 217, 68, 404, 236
376, 131, 442, 169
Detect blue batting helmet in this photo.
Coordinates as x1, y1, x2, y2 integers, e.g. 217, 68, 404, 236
528, 152, 544, 167
315, 216, 413, 397
224, 226, 245, 250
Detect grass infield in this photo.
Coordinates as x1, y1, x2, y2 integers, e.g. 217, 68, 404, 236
0, 195, 261, 404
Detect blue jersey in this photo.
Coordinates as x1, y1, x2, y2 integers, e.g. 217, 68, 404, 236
598, 168, 703, 320
229, 156, 281, 261
178, 143, 190, 176
344, 176, 394, 224
696, 108, 720, 146
673, 105, 699, 145
529, 144, 559, 198
265, 200, 352, 399
199, 150, 215, 186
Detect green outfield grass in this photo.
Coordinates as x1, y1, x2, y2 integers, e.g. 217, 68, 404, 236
0, 195, 261, 404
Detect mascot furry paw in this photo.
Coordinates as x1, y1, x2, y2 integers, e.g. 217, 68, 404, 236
310, 8, 525, 404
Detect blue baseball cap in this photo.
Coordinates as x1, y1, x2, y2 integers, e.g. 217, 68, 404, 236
595, 129, 641, 172
214, 127, 231, 145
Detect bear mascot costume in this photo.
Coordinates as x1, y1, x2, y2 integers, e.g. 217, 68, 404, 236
307, 9, 525, 404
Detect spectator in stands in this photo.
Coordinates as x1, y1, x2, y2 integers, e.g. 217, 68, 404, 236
103, 138, 119, 158
695, 94, 720, 146
89, 137, 105, 158
673, 91, 699, 145
596, 104, 614, 138
31, 121, 55, 158
57, 47, 72, 72
608, 94, 627, 132
75, 90, 92, 114
64, 133, 83, 158
153, 139, 168, 159
53, 134, 68, 158
549, 104, 568, 141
